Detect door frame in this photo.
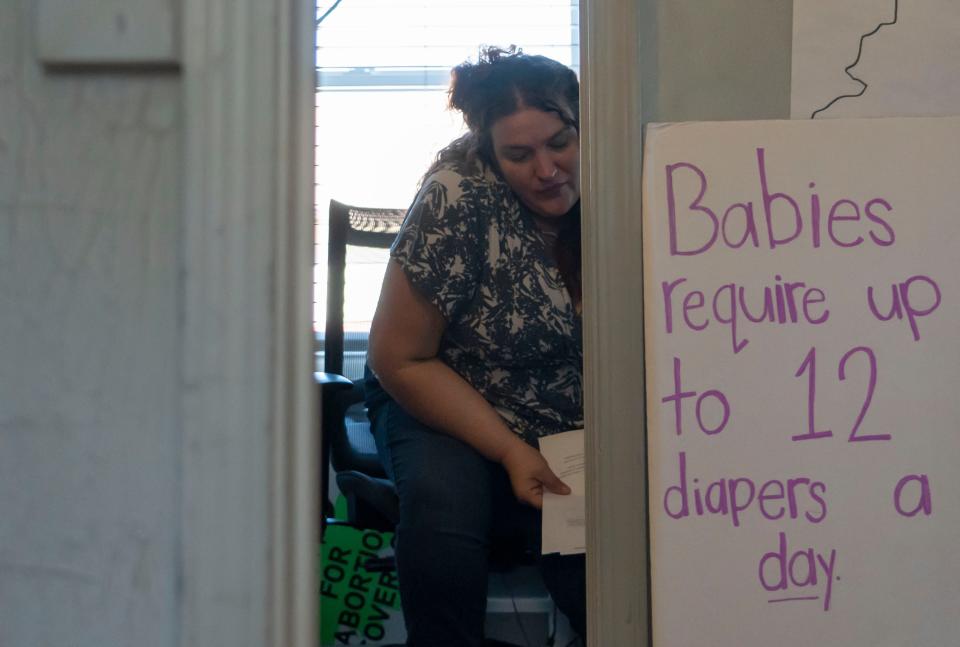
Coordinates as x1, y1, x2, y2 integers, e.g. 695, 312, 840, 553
181, 1, 318, 645
181, 0, 652, 644
581, 0, 650, 645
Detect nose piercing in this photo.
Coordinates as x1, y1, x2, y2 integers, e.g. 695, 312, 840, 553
549, 168, 559, 178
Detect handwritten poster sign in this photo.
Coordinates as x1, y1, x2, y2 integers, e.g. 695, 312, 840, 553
643, 117, 960, 646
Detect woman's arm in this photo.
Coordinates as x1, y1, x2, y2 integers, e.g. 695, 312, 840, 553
368, 260, 569, 508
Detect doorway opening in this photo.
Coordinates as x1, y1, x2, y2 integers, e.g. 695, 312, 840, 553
315, 3, 581, 644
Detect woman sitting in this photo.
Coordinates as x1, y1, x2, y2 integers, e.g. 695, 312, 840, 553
365, 46, 586, 646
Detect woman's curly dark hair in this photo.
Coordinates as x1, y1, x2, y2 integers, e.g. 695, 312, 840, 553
431, 46, 582, 307
440, 46, 579, 173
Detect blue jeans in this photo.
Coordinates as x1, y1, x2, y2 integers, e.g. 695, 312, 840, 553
366, 382, 586, 646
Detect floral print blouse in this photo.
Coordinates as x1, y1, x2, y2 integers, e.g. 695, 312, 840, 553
391, 160, 583, 442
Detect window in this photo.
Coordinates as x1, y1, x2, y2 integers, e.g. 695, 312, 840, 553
314, 0, 580, 370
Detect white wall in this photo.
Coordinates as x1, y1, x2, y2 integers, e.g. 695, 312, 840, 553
0, 2, 181, 645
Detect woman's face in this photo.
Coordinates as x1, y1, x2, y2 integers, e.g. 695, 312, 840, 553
490, 106, 580, 223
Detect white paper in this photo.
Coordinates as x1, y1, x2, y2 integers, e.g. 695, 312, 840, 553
540, 429, 585, 555
791, 0, 960, 119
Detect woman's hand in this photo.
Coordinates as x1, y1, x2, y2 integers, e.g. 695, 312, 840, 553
500, 441, 570, 509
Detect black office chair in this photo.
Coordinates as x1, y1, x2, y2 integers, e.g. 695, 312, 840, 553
317, 199, 406, 533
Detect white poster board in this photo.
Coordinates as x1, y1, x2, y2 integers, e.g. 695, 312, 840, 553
643, 117, 960, 646
791, 0, 960, 119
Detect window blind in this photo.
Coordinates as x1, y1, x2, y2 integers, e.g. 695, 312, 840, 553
314, 1, 580, 336
316, 0, 580, 88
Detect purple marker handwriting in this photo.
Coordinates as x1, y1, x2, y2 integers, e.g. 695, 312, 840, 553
894, 474, 933, 518
792, 346, 887, 443
653, 142, 951, 616
758, 532, 837, 612
867, 275, 942, 341
661, 275, 830, 355
662, 452, 828, 528
661, 357, 730, 436
665, 149, 896, 257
